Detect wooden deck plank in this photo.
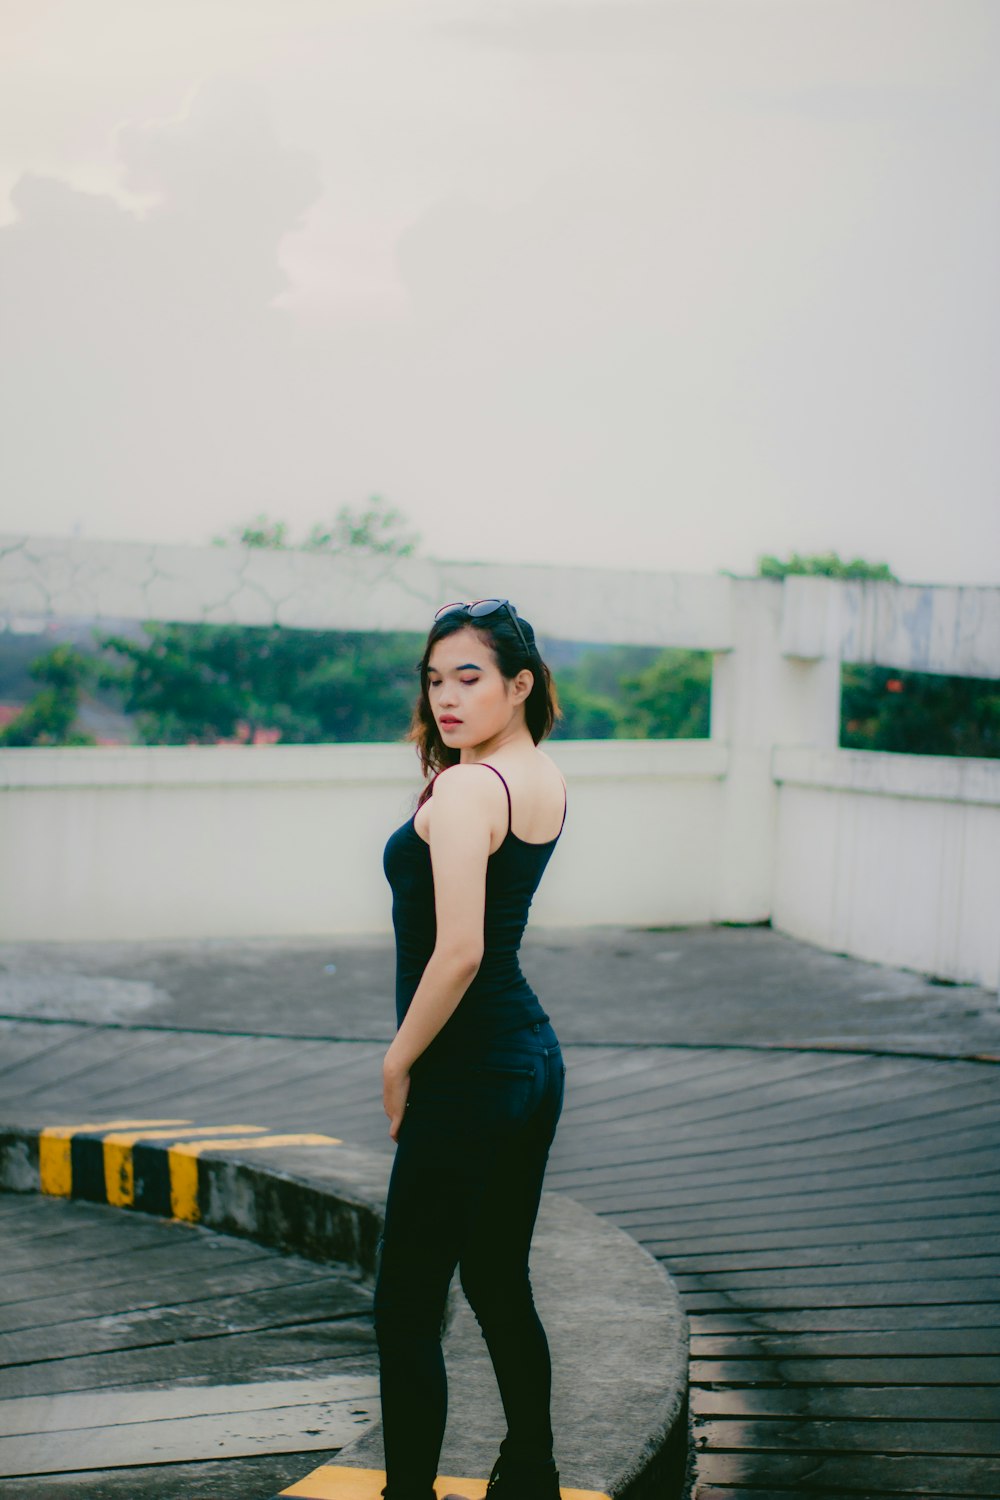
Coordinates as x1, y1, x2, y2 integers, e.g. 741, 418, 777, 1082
691, 1327, 1000, 1356
650, 1242, 1000, 1276
623, 1220, 1000, 1257
689, 1304, 1000, 1333
4, 1005, 998, 1497
0, 1024, 87, 1086
692, 1450, 1000, 1494
0, 1451, 328, 1499
576, 1177, 1000, 1220
693, 1489, 986, 1500
691, 1385, 1000, 1421
0, 1257, 367, 1335
550, 1105, 1000, 1176
679, 1287, 1000, 1312
566, 1064, 988, 1141
2, 1326, 377, 1401
565, 1051, 890, 1119
0, 1278, 373, 1365
642, 1126, 999, 1176
549, 1135, 999, 1194
689, 1355, 1000, 1383
0, 1193, 377, 1485
549, 1041, 1000, 1497
0, 1378, 379, 1477
0, 1219, 252, 1275
670, 1257, 1000, 1288
694, 1417, 1000, 1457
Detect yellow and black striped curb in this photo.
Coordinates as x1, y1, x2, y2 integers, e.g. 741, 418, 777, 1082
0, 1118, 385, 1275
272, 1463, 611, 1499
34, 1117, 342, 1222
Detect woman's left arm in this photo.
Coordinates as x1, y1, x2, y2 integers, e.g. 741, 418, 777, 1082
382, 767, 496, 1140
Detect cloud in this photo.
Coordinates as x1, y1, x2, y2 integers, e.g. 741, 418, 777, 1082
0, 77, 327, 536
0, 16, 996, 584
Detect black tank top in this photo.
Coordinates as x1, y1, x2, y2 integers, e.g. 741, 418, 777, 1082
382, 762, 567, 1060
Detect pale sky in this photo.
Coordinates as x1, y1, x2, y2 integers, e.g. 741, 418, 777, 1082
1, 0, 998, 585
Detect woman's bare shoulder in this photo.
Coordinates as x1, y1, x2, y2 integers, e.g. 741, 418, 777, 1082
536, 747, 567, 783
425, 764, 509, 846
431, 762, 509, 802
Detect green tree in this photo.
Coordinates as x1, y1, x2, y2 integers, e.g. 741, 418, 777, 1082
212, 495, 419, 557
757, 550, 897, 581
550, 679, 622, 740
550, 644, 712, 740
98, 500, 424, 745
0, 645, 96, 746
97, 624, 422, 745
842, 666, 1000, 758
617, 650, 712, 738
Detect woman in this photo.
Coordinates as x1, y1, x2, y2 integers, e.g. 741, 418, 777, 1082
377, 598, 568, 1500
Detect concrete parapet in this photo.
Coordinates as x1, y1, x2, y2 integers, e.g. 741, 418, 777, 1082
772, 748, 1000, 987
4, 535, 997, 985
0, 533, 733, 649
781, 574, 1000, 678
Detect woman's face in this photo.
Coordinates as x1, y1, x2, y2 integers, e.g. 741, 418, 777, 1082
425, 626, 529, 750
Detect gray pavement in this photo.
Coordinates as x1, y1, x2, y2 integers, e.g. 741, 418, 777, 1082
2, 923, 999, 1059
1, 923, 999, 1499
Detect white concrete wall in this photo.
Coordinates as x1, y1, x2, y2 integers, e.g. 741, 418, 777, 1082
2, 535, 999, 989
0, 744, 413, 942
772, 749, 1000, 988
0, 740, 728, 941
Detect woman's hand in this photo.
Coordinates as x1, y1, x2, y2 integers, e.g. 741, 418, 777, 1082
383, 1056, 411, 1144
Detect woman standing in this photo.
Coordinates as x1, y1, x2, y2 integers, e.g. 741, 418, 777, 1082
378, 599, 568, 1500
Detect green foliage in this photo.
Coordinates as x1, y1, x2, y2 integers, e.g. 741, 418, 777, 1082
216, 515, 293, 550
841, 665, 1000, 758
550, 645, 712, 740
212, 496, 419, 557
757, 551, 897, 582
0, 644, 96, 746
550, 678, 622, 739
96, 623, 423, 746
618, 650, 712, 738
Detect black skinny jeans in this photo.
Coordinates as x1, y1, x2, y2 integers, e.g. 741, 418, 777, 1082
374, 1020, 565, 1499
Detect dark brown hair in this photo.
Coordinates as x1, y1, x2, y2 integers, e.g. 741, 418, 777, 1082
408, 607, 562, 804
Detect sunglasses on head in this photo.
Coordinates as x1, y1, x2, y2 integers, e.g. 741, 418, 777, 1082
433, 598, 531, 658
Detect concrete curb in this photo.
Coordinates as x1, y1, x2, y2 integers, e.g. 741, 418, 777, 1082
0, 1120, 689, 1499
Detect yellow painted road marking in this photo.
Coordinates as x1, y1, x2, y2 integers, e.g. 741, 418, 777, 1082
279, 1467, 609, 1500
168, 1133, 343, 1222
38, 1120, 190, 1197
102, 1125, 268, 1207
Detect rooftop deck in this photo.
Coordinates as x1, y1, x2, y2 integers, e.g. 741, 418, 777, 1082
1, 925, 998, 1498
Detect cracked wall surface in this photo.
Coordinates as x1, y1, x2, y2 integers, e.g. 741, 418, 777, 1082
1, 533, 999, 676
781, 574, 1000, 678
0, 534, 734, 649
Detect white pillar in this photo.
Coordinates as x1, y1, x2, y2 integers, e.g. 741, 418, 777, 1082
710, 578, 841, 922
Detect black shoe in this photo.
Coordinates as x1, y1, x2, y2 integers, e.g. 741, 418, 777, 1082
484, 1455, 561, 1499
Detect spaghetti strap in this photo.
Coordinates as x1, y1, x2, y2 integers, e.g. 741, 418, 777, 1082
479, 762, 512, 835
558, 780, 568, 835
